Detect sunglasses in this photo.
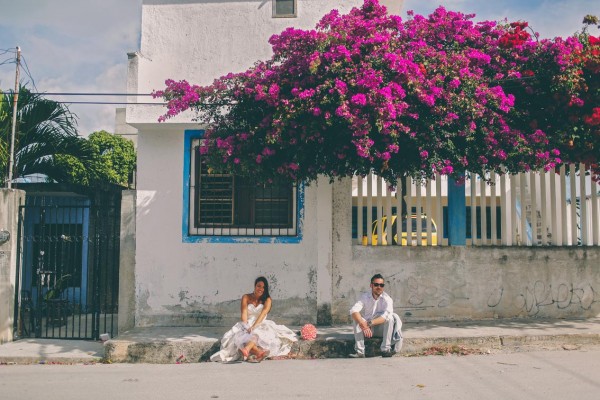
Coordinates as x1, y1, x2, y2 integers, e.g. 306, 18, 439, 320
372, 283, 385, 288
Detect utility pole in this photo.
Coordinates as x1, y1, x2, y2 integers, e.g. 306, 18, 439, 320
7, 46, 21, 188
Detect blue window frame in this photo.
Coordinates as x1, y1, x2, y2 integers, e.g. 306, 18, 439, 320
182, 130, 303, 243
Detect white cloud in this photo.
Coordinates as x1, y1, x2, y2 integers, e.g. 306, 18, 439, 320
0, 0, 141, 136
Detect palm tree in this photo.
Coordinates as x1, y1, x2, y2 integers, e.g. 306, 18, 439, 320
1, 87, 92, 185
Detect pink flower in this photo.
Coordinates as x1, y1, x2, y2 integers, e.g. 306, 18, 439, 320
335, 79, 348, 95
262, 147, 276, 156
351, 93, 367, 106
300, 324, 317, 341
448, 78, 461, 89
441, 165, 454, 175
268, 84, 280, 99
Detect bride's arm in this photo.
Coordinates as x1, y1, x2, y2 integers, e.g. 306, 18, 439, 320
240, 294, 249, 325
251, 297, 272, 330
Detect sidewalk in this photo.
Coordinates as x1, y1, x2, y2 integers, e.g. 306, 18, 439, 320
2, 318, 600, 364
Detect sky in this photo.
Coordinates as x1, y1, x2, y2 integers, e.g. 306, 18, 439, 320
0, 0, 599, 137
0, 0, 142, 136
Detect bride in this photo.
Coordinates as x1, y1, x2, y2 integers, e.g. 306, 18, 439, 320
210, 276, 298, 362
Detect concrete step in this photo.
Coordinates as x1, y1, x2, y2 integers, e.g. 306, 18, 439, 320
104, 319, 600, 363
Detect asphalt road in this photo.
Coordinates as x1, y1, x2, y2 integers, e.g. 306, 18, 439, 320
2, 350, 600, 400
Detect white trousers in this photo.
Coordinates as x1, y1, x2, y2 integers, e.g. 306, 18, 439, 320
353, 315, 395, 354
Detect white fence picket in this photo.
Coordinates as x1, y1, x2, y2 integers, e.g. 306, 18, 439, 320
357, 176, 363, 245
491, 172, 498, 245
569, 164, 577, 246
436, 174, 444, 246
580, 163, 589, 246
366, 173, 373, 246
540, 170, 548, 246
593, 179, 599, 246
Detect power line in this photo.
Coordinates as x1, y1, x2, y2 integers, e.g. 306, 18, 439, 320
36, 92, 156, 96
0, 99, 166, 105
0, 48, 17, 55
50, 101, 166, 105
19, 55, 38, 92
0, 91, 157, 96
0, 57, 15, 67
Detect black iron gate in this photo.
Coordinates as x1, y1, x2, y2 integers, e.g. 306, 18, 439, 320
14, 194, 121, 340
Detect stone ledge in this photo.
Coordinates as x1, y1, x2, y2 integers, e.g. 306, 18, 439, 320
104, 333, 600, 363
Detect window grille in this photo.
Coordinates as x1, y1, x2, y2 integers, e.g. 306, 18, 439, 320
189, 138, 297, 236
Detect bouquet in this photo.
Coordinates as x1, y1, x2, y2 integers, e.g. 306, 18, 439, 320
300, 324, 317, 341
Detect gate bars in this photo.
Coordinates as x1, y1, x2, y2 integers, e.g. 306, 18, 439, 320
14, 196, 121, 340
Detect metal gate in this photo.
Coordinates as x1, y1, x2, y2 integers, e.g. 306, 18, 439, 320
13, 194, 121, 340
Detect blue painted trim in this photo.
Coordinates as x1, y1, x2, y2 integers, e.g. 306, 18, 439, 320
182, 129, 201, 243
182, 129, 304, 244
447, 176, 466, 246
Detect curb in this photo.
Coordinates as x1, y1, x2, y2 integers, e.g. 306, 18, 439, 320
1, 356, 103, 365
103, 333, 600, 363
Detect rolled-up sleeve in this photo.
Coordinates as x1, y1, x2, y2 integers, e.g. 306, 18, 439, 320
350, 299, 364, 315
379, 296, 394, 320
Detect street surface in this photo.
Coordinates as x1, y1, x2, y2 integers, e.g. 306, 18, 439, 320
1, 349, 600, 400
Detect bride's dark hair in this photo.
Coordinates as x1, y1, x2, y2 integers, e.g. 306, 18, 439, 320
255, 276, 271, 303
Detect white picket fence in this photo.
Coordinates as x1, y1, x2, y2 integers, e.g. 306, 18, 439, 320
353, 164, 600, 247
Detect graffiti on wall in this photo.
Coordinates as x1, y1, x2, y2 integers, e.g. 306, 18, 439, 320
488, 281, 600, 316
401, 275, 599, 317
405, 276, 469, 309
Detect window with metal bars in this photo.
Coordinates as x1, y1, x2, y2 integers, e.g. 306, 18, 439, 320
273, 0, 296, 17
188, 138, 297, 236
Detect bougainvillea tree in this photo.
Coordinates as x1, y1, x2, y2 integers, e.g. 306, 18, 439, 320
155, 0, 598, 184
500, 16, 600, 181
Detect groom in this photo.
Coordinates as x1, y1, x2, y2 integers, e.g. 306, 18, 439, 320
349, 273, 402, 358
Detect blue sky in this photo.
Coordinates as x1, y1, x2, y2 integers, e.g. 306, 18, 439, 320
0, 0, 598, 136
404, 0, 600, 39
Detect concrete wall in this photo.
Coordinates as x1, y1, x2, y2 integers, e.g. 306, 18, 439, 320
0, 189, 25, 343
118, 191, 136, 333
331, 179, 600, 323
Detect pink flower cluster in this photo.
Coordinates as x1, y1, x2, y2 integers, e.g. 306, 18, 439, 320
300, 324, 317, 341
155, 0, 597, 183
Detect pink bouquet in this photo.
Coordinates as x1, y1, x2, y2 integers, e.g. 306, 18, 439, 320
300, 323, 317, 341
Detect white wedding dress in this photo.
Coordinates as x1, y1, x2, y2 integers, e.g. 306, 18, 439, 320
210, 303, 298, 362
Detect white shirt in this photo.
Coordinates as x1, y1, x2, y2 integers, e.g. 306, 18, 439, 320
349, 291, 394, 321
